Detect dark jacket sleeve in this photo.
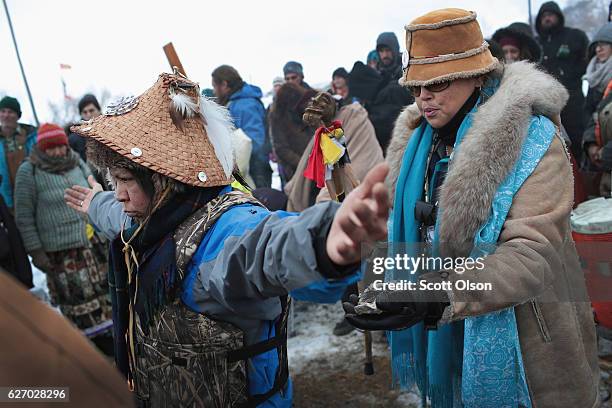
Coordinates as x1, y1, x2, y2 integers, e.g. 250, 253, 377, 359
564, 28, 590, 85
368, 82, 414, 151
0, 196, 32, 288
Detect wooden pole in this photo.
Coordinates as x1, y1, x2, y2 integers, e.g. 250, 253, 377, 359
163, 42, 187, 77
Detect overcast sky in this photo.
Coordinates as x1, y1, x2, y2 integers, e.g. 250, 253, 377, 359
1, 0, 568, 124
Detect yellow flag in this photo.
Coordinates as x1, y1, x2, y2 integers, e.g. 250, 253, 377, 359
320, 133, 344, 165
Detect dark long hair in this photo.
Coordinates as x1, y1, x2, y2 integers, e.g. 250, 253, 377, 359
211, 65, 244, 105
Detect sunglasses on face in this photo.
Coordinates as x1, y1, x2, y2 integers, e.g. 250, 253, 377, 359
410, 81, 451, 97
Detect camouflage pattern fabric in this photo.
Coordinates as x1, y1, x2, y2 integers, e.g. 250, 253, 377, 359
134, 303, 247, 408
133, 191, 264, 408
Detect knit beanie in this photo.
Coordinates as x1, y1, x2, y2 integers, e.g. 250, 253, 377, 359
37, 123, 69, 151
366, 50, 379, 64
0, 96, 21, 117
272, 76, 285, 87
283, 61, 303, 76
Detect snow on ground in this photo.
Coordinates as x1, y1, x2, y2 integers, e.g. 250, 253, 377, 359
288, 301, 386, 373
287, 300, 420, 407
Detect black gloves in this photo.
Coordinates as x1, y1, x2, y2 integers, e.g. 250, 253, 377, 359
343, 281, 449, 331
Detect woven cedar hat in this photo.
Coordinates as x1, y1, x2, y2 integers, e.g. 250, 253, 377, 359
71, 73, 235, 187
400, 8, 500, 86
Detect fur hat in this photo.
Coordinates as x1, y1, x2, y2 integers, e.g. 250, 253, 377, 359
400, 8, 500, 86
71, 72, 235, 188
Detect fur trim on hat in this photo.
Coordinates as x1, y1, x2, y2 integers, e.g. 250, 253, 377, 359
409, 41, 490, 65
399, 60, 502, 87
405, 11, 476, 31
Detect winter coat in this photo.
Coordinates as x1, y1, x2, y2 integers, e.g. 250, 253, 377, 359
285, 103, 384, 211
386, 61, 598, 408
228, 83, 269, 161
270, 110, 313, 181
69, 132, 87, 161
0, 269, 134, 407
0, 125, 36, 208
583, 80, 610, 161
0, 195, 32, 288
583, 91, 612, 196
536, 1, 589, 155
87, 189, 360, 407
349, 36, 414, 153
583, 23, 612, 156
14, 153, 92, 253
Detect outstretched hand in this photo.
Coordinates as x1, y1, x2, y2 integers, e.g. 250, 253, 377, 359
326, 163, 391, 266
64, 175, 103, 215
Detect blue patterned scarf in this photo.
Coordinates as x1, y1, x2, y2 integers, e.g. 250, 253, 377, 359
388, 83, 557, 407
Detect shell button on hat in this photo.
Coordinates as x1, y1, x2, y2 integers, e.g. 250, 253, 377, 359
71, 73, 235, 187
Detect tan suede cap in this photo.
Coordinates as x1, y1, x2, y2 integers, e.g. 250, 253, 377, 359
400, 8, 500, 86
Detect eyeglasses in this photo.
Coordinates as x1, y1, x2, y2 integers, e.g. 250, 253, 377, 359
409, 81, 451, 97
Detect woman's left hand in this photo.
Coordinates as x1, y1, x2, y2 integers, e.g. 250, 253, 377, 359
326, 163, 391, 266
64, 175, 103, 215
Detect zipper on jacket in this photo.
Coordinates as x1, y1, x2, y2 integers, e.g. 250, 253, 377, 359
531, 300, 552, 343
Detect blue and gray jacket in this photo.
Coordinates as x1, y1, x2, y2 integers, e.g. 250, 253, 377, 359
88, 189, 359, 407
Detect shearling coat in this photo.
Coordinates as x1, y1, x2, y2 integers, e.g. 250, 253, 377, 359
386, 61, 599, 408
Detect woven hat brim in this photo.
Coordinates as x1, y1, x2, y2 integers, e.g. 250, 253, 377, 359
71, 76, 232, 188
400, 51, 500, 87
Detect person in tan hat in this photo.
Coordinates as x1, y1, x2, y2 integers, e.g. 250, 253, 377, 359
344, 8, 598, 408
64, 72, 390, 407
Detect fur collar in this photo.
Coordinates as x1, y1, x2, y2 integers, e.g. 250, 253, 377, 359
386, 61, 568, 257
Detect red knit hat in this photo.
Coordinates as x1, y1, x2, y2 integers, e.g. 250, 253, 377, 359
37, 123, 68, 151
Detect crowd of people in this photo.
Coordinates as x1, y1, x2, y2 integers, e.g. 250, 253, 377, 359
1, 1, 612, 407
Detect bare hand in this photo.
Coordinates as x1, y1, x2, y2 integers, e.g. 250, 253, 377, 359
326, 163, 391, 265
64, 175, 103, 215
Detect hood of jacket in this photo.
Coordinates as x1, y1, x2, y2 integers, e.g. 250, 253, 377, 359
536, 1, 565, 35
376, 32, 402, 76
230, 83, 263, 101
386, 61, 568, 257
376, 32, 400, 57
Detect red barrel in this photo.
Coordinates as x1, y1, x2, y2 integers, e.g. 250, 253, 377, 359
571, 198, 612, 329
